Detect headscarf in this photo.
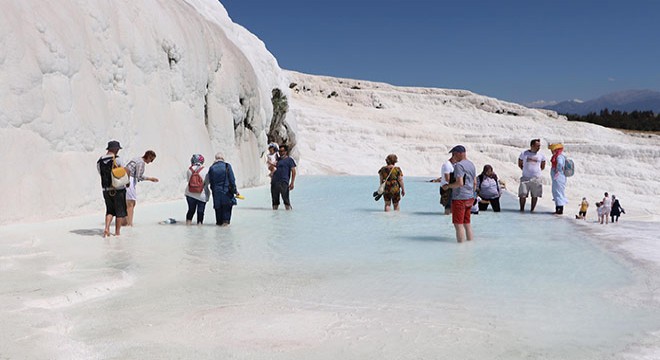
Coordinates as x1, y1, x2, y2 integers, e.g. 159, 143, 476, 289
190, 154, 205, 166
549, 143, 564, 169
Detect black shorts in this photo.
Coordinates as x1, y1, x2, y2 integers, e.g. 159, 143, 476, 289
103, 189, 127, 217
271, 181, 290, 206
579, 211, 587, 217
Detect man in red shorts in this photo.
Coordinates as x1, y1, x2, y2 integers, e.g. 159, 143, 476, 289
445, 145, 477, 243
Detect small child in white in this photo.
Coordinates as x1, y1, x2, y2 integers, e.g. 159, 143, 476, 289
471, 196, 480, 214
266, 142, 279, 177
596, 202, 606, 224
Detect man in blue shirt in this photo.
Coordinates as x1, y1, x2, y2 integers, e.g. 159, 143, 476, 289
271, 144, 297, 210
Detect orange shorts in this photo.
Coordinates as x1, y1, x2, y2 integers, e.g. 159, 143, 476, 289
452, 198, 474, 224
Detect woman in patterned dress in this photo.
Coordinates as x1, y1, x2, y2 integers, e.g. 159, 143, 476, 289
378, 154, 405, 212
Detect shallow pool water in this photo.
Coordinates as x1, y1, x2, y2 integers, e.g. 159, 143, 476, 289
1, 176, 659, 359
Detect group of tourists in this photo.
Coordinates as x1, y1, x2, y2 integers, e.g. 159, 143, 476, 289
579, 192, 625, 224
376, 145, 481, 243
375, 139, 622, 243
515, 139, 570, 215
97, 141, 159, 237
184, 152, 239, 227
98, 137, 625, 241
182, 142, 296, 227
97, 140, 296, 237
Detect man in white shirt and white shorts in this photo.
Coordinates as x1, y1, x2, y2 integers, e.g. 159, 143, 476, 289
518, 139, 546, 212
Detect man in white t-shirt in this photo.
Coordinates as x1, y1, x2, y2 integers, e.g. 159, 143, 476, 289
439, 158, 454, 214
432, 157, 455, 215
518, 138, 546, 212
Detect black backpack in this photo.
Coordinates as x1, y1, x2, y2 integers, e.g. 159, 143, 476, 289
97, 156, 113, 188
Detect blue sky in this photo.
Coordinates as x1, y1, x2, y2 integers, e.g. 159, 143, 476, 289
221, 0, 660, 105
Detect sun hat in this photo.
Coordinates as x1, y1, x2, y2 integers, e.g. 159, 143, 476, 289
449, 145, 466, 153
268, 142, 279, 150
106, 140, 122, 150
548, 143, 564, 151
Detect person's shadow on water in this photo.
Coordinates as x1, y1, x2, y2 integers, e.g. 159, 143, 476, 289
498, 208, 555, 215
70, 229, 105, 237
410, 211, 444, 216
401, 235, 456, 243
357, 209, 445, 216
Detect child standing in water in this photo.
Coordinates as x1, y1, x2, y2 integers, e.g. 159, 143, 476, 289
596, 202, 606, 224
471, 196, 480, 215
576, 197, 589, 220
266, 142, 279, 177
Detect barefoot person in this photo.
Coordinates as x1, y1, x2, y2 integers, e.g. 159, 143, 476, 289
97, 140, 128, 237
185, 154, 210, 225
124, 150, 158, 226
576, 197, 589, 220
445, 145, 477, 243
436, 155, 455, 215
209, 153, 240, 226
378, 154, 405, 212
601, 192, 612, 224
518, 139, 546, 212
271, 144, 296, 210
476, 164, 502, 212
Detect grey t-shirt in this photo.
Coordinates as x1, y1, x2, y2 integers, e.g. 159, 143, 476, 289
452, 159, 476, 200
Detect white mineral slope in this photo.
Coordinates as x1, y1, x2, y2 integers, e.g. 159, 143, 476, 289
288, 70, 660, 220
0, 0, 290, 224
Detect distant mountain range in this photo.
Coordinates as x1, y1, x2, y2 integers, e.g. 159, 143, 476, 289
540, 89, 660, 115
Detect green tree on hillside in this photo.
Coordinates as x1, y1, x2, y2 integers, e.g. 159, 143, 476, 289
564, 109, 660, 131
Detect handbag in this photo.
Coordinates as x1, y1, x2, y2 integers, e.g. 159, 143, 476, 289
377, 181, 387, 195
373, 166, 396, 201
225, 163, 238, 205
111, 156, 130, 188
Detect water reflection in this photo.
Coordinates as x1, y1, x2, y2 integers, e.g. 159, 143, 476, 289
4, 176, 657, 359
103, 238, 134, 272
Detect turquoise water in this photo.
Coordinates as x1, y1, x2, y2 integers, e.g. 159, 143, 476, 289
1, 176, 659, 359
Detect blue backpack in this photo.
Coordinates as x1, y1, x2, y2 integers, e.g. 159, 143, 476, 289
564, 157, 575, 177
